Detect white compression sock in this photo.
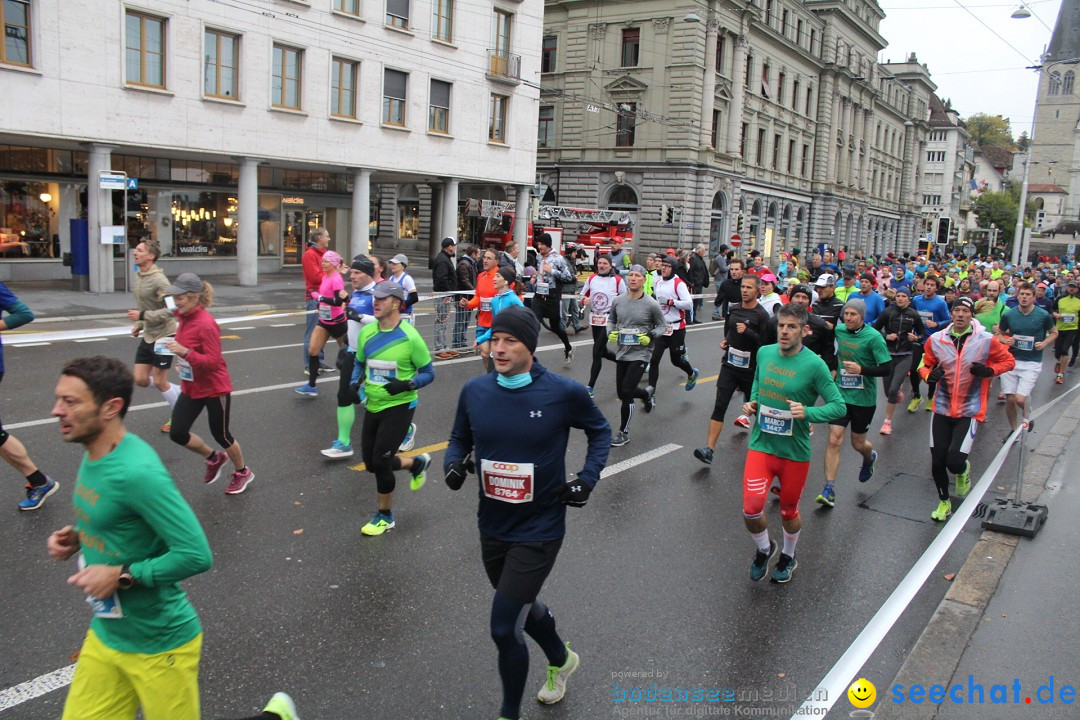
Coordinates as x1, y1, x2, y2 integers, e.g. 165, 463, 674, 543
751, 530, 771, 553
782, 529, 801, 557
161, 383, 180, 407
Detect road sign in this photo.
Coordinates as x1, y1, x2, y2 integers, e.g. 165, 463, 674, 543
99, 172, 126, 190
730, 234, 742, 247
963, 243, 977, 257
1069, 243, 1076, 256
126, 178, 139, 190
926, 233, 933, 244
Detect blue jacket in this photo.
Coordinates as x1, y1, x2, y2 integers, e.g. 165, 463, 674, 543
475, 290, 524, 345
912, 294, 951, 338
446, 362, 611, 541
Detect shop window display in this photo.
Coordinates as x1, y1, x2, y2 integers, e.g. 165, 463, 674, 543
0, 180, 59, 258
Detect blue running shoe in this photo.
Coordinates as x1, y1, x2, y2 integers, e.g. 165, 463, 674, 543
294, 384, 318, 397
686, 368, 699, 391
815, 484, 836, 508
410, 453, 431, 491
770, 553, 798, 583
859, 450, 877, 483
321, 440, 354, 459
750, 540, 777, 582
18, 478, 59, 511
399, 423, 417, 452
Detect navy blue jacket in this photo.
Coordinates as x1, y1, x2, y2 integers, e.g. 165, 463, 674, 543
446, 362, 610, 541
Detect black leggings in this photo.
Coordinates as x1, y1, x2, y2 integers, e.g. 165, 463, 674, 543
647, 328, 694, 388
170, 393, 235, 449
336, 348, 356, 407
532, 297, 572, 353
361, 402, 415, 494
885, 353, 913, 404
909, 343, 937, 400
588, 325, 616, 387
615, 360, 649, 433
930, 414, 976, 500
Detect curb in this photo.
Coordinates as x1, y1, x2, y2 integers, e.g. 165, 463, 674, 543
874, 394, 1080, 719
32, 303, 284, 323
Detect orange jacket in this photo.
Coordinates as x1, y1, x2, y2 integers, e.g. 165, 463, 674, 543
467, 268, 499, 328
919, 321, 1015, 422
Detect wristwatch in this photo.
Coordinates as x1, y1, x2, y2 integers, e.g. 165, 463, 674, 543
117, 564, 136, 590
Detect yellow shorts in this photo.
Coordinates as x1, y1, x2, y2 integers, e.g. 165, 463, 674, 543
62, 629, 201, 720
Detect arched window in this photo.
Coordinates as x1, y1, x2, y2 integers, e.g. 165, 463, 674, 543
1049, 71, 1061, 96
397, 184, 420, 239
1065, 71, 1075, 94
709, 192, 727, 253
606, 185, 638, 211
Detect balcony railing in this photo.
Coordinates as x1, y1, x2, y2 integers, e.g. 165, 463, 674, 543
487, 50, 521, 84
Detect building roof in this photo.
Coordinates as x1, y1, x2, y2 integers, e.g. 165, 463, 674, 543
928, 94, 959, 128
1046, 0, 1080, 61
978, 145, 1014, 172
1028, 183, 1067, 194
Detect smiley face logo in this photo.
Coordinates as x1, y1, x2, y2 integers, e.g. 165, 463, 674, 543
848, 678, 876, 709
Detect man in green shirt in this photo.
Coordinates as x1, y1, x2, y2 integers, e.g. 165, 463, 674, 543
974, 280, 1005, 334
741, 304, 846, 584
997, 282, 1057, 435
816, 298, 893, 508
1051, 280, 1080, 383
355, 281, 437, 536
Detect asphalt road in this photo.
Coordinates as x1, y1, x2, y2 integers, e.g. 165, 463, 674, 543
0, 314, 1071, 719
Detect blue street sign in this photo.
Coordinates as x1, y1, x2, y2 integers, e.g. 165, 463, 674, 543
126, 178, 139, 190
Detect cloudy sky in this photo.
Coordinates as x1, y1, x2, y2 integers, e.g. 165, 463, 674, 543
878, 0, 1061, 137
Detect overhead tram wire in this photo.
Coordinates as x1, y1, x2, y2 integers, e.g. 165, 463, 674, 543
950, 0, 1039, 65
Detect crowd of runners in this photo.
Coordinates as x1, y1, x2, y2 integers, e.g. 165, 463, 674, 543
2, 228, 1079, 719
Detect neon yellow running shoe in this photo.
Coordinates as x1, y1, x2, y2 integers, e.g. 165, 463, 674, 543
409, 453, 431, 491
263, 692, 300, 720
907, 397, 923, 413
955, 461, 971, 498
931, 499, 952, 522
361, 512, 395, 536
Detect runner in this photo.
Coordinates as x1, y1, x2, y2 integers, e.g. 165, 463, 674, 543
814, 298, 893, 508
693, 273, 771, 464
0, 281, 58, 510
716, 258, 745, 321
919, 296, 1014, 521
463, 248, 500, 371
387, 254, 420, 321
355, 282, 436, 536
606, 265, 667, 447
1051, 279, 1080, 384
301, 227, 329, 372
532, 234, 576, 365
872, 287, 925, 434
812, 273, 843, 374
998, 282, 1057, 434
648, 255, 699, 397
908, 274, 951, 412
476, 267, 526, 352
444, 305, 610, 720
295, 250, 347, 397
164, 273, 255, 495
741, 304, 846, 583
758, 274, 783, 315
125, 238, 180, 434
321, 255, 377, 459
579, 254, 625, 395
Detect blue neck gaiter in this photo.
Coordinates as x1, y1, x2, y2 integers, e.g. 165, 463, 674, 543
497, 371, 533, 389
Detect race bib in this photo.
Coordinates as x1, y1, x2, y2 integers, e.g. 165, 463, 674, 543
176, 357, 194, 382
367, 358, 397, 385
153, 336, 175, 356
727, 347, 751, 368
480, 296, 493, 313
536, 281, 550, 296
758, 406, 794, 436
918, 310, 934, 324
618, 326, 644, 345
480, 460, 534, 504
318, 304, 332, 321
839, 368, 864, 389
664, 322, 678, 337
78, 555, 124, 619
1062, 314, 1076, 324
590, 312, 608, 327
1014, 334, 1035, 352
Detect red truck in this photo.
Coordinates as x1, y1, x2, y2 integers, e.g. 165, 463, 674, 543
472, 200, 634, 264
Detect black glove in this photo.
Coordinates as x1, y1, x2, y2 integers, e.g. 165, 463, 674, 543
445, 461, 469, 491
383, 379, 413, 395
926, 364, 945, 384
970, 362, 995, 378
349, 382, 365, 405
560, 476, 592, 508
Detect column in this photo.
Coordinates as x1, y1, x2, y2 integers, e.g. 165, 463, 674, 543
351, 168, 372, 257
443, 177, 460, 241
700, 19, 720, 148
58, 183, 78, 258
236, 157, 259, 287
726, 35, 748, 155
86, 144, 115, 294
514, 186, 530, 266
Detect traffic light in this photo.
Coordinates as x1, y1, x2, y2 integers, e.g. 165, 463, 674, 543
664, 206, 676, 224
659, 204, 669, 224
935, 217, 952, 245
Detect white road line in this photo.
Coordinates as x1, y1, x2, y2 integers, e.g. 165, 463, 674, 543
223, 342, 300, 355
230, 326, 256, 330
601, 443, 682, 478
7, 342, 50, 348
0, 664, 76, 712
270, 323, 295, 327
73, 338, 107, 343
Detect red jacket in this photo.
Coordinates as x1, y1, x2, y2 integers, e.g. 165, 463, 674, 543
467, 268, 499, 328
303, 246, 327, 296
175, 306, 233, 399
919, 320, 1014, 422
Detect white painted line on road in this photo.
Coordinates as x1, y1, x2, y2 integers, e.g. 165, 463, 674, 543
270, 323, 295, 327
74, 338, 107, 343
0, 663, 75, 712
601, 443, 682, 479
230, 326, 256, 330
223, 342, 300, 355
7, 342, 50, 348
792, 380, 1080, 718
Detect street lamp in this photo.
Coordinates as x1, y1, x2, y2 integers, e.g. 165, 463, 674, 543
1011, 4, 1031, 19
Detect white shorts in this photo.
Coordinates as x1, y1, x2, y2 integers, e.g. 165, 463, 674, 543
1000, 360, 1042, 397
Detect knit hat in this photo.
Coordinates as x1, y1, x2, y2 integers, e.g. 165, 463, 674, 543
790, 284, 813, 300
953, 296, 976, 313
628, 264, 647, 275
350, 255, 375, 276
490, 305, 540, 353
497, 266, 517, 285
843, 297, 866, 319
323, 250, 343, 268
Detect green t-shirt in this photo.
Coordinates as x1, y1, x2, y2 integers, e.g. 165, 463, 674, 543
357, 319, 432, 414
834, 324, 893, 407
975, 299, 1005, 332
1055, 295, 1080, 332
73, 433, 212, 654
750, 345, 847, 462
999, 306, 1055, 362
835, 284, 856, 302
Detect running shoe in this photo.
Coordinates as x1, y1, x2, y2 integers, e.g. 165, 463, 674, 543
399, 423, 417, 452
955, 460, 971, 498
643, 388, 656, 414
733, 414, 751, 430
587, 386, 594, 398
564, 348, 574, 366
1023, 418, 1034, 432
1056, 373, 1065, 385
858, 450, 878, 483
409, 453, 431, 491
815, 484, 836, 508
160, 419, 172, 434
610, 431, 629, 447
203, 451, 228, 484
262, 692, 300, 720
361, 511, 395, 536
18, 478, 58, 511
749, 540, 777, 582
926, 399, 934, 412
294, 383, 318, 397
770, 553, 798, 583
320, 363, 336, 373
931, 499, 952, 522
685, 368, 700, 391
537, 643, 580, 704
879, 419, 892, 435
321, 440, 354, 459
693, 447, 713, 465
225, 468, 255, 495
997, 392, 1006, 404
907, 397, 923, 413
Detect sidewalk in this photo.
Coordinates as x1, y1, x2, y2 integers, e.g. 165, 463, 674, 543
4, 267, 435, 322
876, 393, 1080, 719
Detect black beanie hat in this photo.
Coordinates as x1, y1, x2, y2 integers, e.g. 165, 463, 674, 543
490, 306, 540, 353
497, 266, 517, 285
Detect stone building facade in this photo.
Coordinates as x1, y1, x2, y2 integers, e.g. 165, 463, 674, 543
920, 95, 974, 245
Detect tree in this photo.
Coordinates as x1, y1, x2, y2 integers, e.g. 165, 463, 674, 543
972, 181, 1039, 253
1017, 131, 1030, 152
965, 113, 1015, 149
